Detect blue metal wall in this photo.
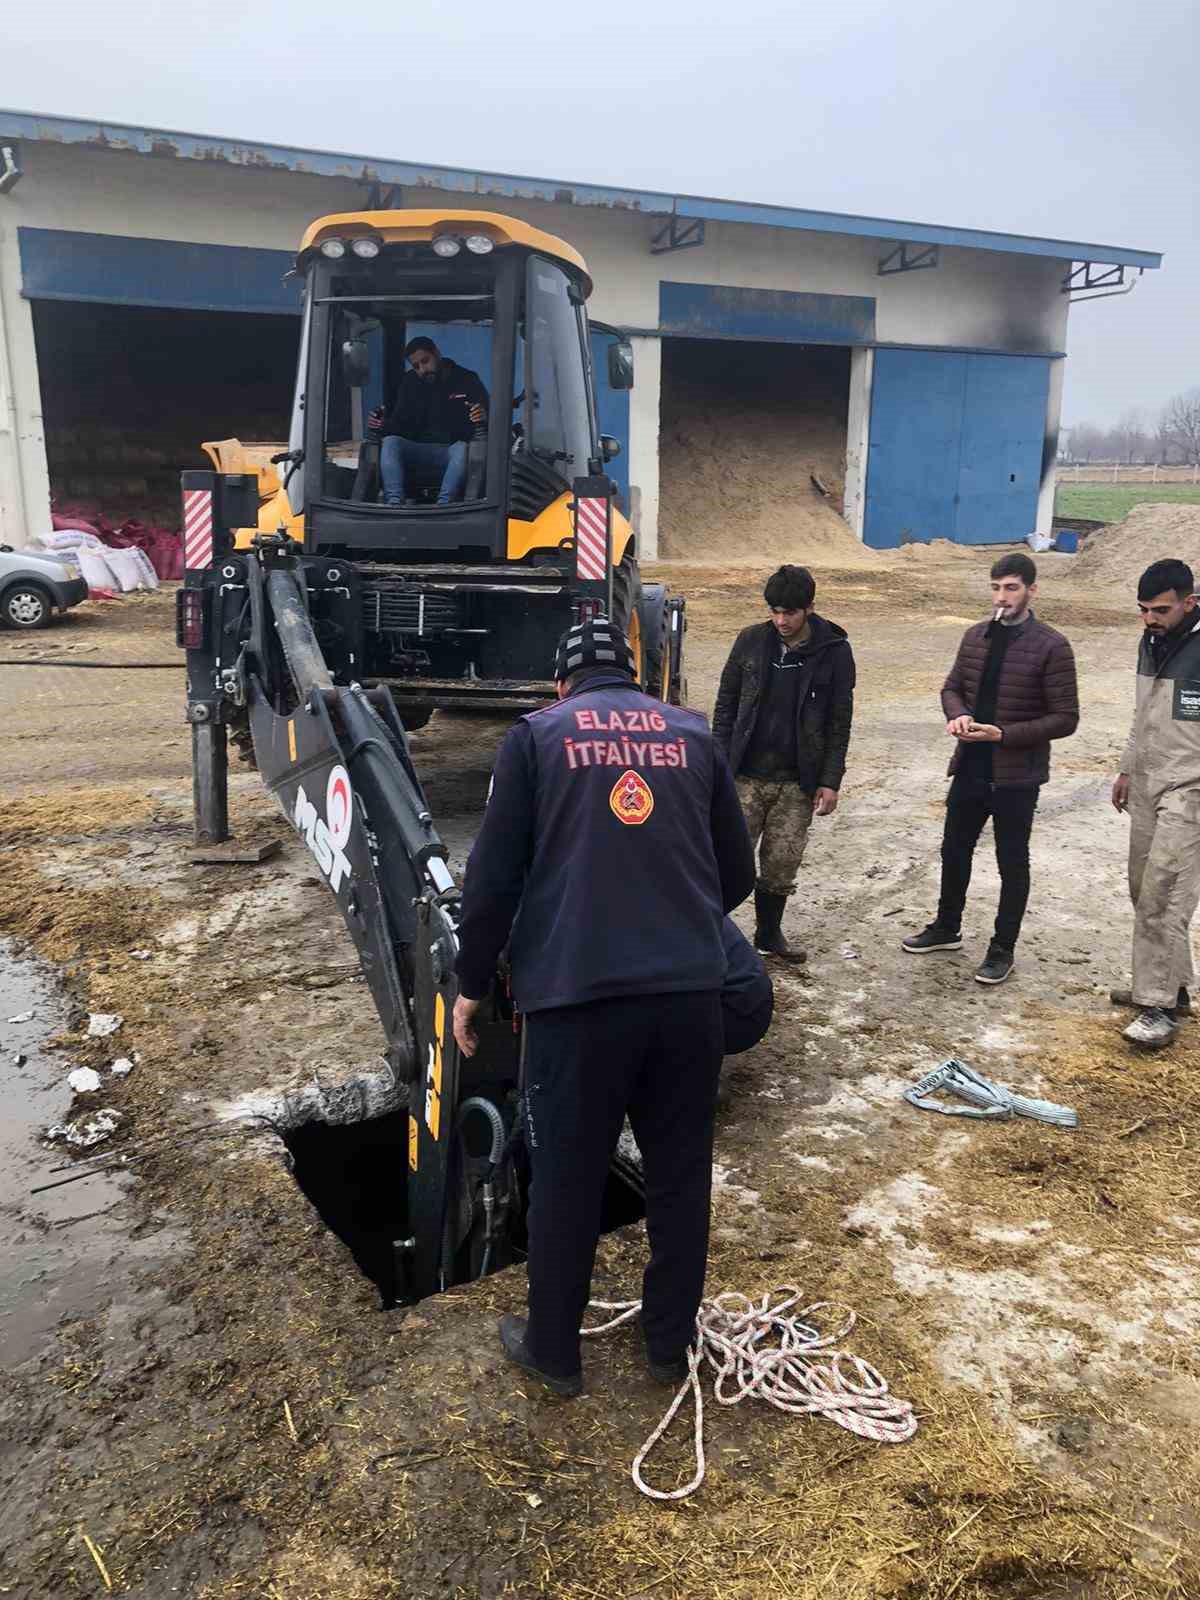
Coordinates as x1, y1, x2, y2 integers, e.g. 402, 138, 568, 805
863, 350, 1051, 548
18, 227, 298, 314
659, 281, 875, 345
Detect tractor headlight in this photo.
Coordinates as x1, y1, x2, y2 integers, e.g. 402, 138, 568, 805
465, 234, 494, 255
431, 236, 462, 258
350, 237, 381, 259
319, 238, 347, 259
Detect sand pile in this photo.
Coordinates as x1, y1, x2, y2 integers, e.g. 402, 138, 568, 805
656, 342, 885, 570
1073, 501, 1200, 593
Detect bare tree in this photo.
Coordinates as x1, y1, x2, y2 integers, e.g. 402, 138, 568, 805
1068, 422, 1105, 463
1113, 407, 1149, 463
1155, 406, 1176, 464
1162, 389, 1200, 464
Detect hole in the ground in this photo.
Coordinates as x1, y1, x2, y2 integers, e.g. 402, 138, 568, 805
284, 1112, 646, 1308
285, 1110, 410, 1308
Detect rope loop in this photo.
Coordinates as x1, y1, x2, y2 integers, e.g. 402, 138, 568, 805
584, 1285, 917, 1500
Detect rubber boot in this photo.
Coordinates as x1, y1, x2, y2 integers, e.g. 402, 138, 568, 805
753, 888, 805, 964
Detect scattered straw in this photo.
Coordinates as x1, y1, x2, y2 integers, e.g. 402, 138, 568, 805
79, 1531, 113, 1592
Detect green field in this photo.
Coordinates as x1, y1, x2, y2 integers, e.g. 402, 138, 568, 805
1054, 483, 1200, 523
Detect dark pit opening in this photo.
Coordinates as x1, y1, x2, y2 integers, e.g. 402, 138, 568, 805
284, 1112, 646, 1308
285, 1110, 410, 1308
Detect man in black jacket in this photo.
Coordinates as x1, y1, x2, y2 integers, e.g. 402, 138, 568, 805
453, 619, 754, 1397
713, 564, 855, 963
369, 337, 488, 506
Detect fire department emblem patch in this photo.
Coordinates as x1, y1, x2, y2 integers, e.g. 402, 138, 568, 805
609, 769, 654, 826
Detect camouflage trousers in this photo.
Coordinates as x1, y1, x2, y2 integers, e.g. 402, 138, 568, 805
735, 777, 814, 897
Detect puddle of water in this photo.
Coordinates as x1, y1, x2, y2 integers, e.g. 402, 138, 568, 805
0, 941, 171, 1367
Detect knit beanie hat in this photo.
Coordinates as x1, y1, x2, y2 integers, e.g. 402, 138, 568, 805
553, 618, 637, 681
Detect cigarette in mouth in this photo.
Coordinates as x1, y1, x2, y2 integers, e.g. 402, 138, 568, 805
993, 607, 1005, 622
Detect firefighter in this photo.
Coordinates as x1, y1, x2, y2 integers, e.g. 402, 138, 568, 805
452, 619, 755, 1396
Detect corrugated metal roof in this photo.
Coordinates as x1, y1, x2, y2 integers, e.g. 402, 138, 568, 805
0, 109, 1163, 270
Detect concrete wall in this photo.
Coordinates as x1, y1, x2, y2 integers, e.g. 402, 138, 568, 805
843, 347, 874, 540
0, 140, 1070, 554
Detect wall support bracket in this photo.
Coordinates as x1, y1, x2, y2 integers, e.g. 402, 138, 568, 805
878, 241, 939, 276
1062, 261, 1141, 299
650, 215, 705, 255
362, 180, 403, 210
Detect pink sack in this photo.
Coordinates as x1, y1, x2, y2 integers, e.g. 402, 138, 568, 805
51, 514, 101, 539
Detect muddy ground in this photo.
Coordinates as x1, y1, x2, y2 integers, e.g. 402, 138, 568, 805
1, 557, 1198, 1600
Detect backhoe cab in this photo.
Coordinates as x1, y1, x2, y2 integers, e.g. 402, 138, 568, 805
201, 208, 683, 716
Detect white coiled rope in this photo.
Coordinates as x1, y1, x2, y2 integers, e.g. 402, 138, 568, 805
582, 1286, 917, 1501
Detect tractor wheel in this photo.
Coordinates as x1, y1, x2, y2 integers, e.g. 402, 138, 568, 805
610, 549, 644, 680
666, 595, 688, 706
399, 704, 434, 732
637, 583, 671, 700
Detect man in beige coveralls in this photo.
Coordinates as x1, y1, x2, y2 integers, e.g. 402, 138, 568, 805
1111, 559, 1200, 1050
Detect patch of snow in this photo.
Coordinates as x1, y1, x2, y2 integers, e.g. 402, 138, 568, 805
847, 1173, 1200, 1423
816, 1083, 875, 1118
791, 1119, 867, 1143
87, 1013, 123, 1038
68, 1067, 103, 1094
843, 1172, 943, 1244
976, 1024, 1036, 1055
711, 1163, 762, 1209
45, 1108, 122, 1147
974, 1223, 1052, 1246
790, 1154, 836, 1173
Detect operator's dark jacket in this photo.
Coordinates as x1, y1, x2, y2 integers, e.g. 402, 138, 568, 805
712, 617, 856, 792
941, 614, 1079, 788
383, 359, 488, 446
457, 671, 755, 1013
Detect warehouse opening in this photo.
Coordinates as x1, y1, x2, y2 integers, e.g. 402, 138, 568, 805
32, 302, 297, 530
656, 339, 854, 562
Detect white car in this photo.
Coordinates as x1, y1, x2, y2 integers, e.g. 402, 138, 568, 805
0, 546, 90, 629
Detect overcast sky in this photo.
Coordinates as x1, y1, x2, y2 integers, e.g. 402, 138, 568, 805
4, 0, 1196, 428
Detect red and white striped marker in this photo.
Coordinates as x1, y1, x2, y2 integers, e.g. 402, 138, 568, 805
574, 497, 608, 582
183, 488, 214, 570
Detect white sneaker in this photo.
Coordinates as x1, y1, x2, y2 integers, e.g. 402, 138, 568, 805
1122, 1008, 1179, 1050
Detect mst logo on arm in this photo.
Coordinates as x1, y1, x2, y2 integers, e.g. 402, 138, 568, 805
293, 765, 354, 890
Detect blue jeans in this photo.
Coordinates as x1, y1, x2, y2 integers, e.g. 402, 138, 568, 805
380, 434, 467, 505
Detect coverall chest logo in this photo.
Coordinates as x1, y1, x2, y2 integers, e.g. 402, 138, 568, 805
609, 769, 654, 825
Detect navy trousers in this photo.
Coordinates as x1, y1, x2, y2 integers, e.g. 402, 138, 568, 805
522, 990, 723, 1377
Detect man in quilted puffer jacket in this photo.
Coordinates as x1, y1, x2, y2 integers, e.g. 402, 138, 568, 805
902, 552, 1079, 985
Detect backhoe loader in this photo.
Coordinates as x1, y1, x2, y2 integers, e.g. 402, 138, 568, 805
178, 208, 683, 1298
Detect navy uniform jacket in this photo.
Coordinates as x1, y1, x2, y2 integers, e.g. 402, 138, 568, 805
457, 671, 755, 1013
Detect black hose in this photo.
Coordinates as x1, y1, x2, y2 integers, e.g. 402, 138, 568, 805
455, 1096, 506, 1164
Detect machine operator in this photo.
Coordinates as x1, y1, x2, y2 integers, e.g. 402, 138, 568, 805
452, 618, 755, 1396
368, 336, 488, 506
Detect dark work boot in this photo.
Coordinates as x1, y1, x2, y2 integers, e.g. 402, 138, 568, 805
498, 1315, 582, 1398
753, 888, 806, 964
